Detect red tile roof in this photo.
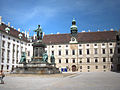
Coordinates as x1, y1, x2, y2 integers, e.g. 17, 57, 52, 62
43, 31, 117, 44
0, 23, 28, 42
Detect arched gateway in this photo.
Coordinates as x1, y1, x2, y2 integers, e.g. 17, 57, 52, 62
72, 65, 76, 72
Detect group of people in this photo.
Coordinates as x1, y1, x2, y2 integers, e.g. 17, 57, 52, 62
0, 70, 5, 84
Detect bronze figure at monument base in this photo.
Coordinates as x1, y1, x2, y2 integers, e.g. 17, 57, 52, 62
12, 25, 60, 74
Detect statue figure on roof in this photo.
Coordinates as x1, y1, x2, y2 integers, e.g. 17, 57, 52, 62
34, 25, 43, 41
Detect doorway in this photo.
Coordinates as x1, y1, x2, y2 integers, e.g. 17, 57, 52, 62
72, 65, 76, 72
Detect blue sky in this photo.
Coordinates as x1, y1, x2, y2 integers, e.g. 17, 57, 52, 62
0, 0, 120, 36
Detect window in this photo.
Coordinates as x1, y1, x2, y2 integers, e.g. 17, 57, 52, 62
94, 44, 97, 46
59, 45, 61, 47
102, 43, 105, 46
94, 49, 97, 54
110, 49, 113, 54
95, 58, 98, 63
8, 37, 10, 40
87, 58, 90, 63
13, 39, 15, 42
118, 48, 120, 54
16, 51, 19, 60
7, 50, 10, 63
66, 50, 68, 55
79, 61, 82, 63
79, 58, 82, 63
87, 44, 89, 46
17, 41, 19, 43
3, 35, 5, 38
103, 65, 106, 69
66, 45, 68, 47
17, 45, 19, 51
52, 51, 54, 55
87, 66, 90, 69
73, 59, 75, 63
52, 46, 54, 48
2, 41, 5, 47
28, 51, 30, 56
80, 66, 82, 69
2, 49, 5, 63
117, 43, 120, 46
66, 59, 68, 63
72, 50, 75, 55
102, 49, 105, 54
2, 49, 5, 57
87, 49, 90, 54
111, 58, 113, 62
7, 65, 9, 70
1, 65, 4, 70
79, 44, 81, 47
103, 58, 106, 62
109, 43, 112, 46
59, 50, 61, 55
8, 42, 10, 49
12, 59, 15, 64
79, 49, 82, 55
96, 66, 98, 69
59, 59, 61, 63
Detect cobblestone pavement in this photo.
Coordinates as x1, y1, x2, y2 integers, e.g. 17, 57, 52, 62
0, 72, 120, 90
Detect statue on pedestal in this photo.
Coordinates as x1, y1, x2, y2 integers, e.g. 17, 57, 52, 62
42, 52, 48, 62
34, 25, 42, 41
50, 55, 55, 64
19, 52, 26, 64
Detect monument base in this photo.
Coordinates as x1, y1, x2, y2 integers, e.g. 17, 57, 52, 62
12, 63, 60, 74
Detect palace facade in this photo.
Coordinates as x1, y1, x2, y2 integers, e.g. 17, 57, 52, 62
43, 19, 120, 72
0, 16, 120, 72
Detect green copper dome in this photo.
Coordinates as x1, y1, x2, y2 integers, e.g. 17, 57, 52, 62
70, 18, 78, 36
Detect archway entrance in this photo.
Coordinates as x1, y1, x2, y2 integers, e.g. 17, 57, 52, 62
72, 65, 76, 72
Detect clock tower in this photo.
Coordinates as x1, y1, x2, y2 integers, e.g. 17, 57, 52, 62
69, 18, 78, 43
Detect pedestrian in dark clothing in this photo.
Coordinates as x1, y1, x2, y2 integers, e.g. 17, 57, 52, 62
0, 70, 5, 84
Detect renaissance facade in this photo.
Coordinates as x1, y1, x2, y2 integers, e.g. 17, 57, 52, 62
0, 16, 120, 72
42, 19, 120, 72
0, 16, 32, 72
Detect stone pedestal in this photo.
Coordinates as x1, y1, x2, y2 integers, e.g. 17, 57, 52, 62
13, 41, 60, 74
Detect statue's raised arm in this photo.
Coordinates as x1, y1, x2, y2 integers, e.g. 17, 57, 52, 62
34, 25, 43, 41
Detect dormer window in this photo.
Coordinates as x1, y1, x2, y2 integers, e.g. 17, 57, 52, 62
69, 37, 78, 44
5, 27, 10, 33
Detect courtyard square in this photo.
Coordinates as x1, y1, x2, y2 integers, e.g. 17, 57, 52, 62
0, 72, 120, 90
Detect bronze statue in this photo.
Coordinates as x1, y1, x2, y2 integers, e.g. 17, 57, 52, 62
42, 53, 48, 62
34, 25, 42, 40
50, 55, 55, 64
19, 52, 26, 64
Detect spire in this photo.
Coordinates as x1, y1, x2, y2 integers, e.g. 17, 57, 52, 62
72, 18, 76, 25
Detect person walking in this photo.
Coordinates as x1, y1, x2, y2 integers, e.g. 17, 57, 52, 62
0, 70, 5, 84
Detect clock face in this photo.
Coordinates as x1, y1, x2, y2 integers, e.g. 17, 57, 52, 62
72, 38, 75, 41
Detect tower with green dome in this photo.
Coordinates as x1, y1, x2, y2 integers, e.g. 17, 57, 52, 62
70, 18, 78, 36
69, 18, 78, 44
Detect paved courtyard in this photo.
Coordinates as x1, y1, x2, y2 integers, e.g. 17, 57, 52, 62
0, 72, 120, 90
